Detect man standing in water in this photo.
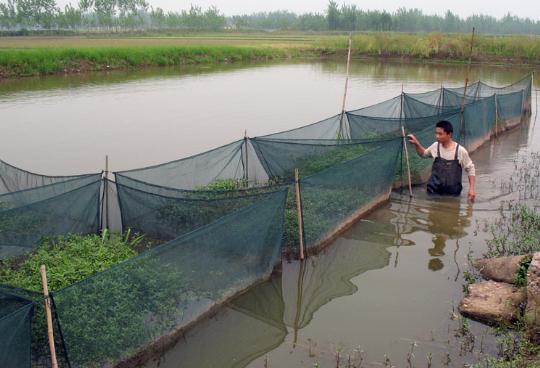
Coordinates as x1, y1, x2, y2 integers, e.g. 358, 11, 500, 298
407, 120, 476, 202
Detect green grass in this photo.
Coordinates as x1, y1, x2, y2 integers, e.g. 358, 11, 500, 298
315, 33, 540, 62
0, 32, 538, 78
0, 44, 289, 77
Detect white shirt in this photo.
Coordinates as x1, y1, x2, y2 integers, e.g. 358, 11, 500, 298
423, 142, 476, 176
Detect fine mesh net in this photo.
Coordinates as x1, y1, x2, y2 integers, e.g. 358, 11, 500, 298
52, 188, 287, 367
348, 95, 403, 118
117, 140, 245, 190
260, 114, 344, 140
0, 290, 33, 368
0, 159, 93, 195
300, 139, 402, 248
497, 90, 525, 125
0, 175, 102, 259
250, 137, 385, 182
115, 174, 286, 242
462, 95, 496, 150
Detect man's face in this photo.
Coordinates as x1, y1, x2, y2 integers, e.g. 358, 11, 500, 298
435, 127, 451, 143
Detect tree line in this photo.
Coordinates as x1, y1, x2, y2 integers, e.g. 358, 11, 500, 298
0, 0, 539, 35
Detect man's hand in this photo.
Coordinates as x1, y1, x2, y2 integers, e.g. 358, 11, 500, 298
468, 189, 476, 202
407, 134, 419, 145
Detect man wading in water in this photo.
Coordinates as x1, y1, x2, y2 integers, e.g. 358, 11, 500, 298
407, 120, 476, 202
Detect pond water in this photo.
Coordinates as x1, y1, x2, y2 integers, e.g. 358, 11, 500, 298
1, 60, 538, 367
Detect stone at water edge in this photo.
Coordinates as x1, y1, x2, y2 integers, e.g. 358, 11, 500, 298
526, 252, 540, 340
474, 255, 527, 284
459, 280, 526, 325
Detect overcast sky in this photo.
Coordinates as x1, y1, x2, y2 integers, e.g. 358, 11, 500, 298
54, 0, 540, 19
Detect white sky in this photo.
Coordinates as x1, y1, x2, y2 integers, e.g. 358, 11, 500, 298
55, 0, 540, 19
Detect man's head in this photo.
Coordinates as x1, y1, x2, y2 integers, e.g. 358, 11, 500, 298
435, 120, 454, 144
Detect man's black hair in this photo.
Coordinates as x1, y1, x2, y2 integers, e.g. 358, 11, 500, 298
436, 120, 454, 135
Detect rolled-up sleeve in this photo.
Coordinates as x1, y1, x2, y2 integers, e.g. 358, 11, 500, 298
461, 149, 476, 176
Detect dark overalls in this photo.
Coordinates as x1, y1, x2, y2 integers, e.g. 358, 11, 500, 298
426, 143, 463, 196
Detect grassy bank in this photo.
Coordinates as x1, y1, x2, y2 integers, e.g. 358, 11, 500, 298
0, 32, 538, 78
0, 44, 290, 77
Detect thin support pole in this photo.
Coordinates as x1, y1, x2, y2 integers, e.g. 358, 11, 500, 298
401, 126, 413, 197
294, 168, 305, 260
40, 265, 58, 368
439, 82, 444, 113
293, 259, 306, 347
460, 27, 476, 144
494, 93, 499, 137
339, 32, 353, 139
104, 155, 109, 230
244, 130, 249, 186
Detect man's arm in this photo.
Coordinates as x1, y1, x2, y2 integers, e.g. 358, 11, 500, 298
407, 134, 427, 157
468, 175, 476, 202
461, 148, 476, 202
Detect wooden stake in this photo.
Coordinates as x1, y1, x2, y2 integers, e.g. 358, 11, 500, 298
401, 126, 413, 197
40, 265, 58, 368
339, 32, 353, 139
294, 168, 305, 260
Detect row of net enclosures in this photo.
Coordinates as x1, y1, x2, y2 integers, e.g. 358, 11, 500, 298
0, 74, 532, 367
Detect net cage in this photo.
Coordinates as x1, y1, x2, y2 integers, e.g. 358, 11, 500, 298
0, 73, 532, 367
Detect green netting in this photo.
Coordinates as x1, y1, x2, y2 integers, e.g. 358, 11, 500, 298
250, 137, 389, 182
443, 80, 482, 98
348, 95, 402, 118
0, 290, 33, 368
497, 90, 525, 124
477, 74, 532, 99
117, 140, 246, 190
115, 174, 285, 242
300, 139, 402, 248
404, 88, 443, 107
0, 159, 92, 195
0, 175, 102, 259
261, 114, 345, 140
462, 95, 496, 150
52, 188, 287, 367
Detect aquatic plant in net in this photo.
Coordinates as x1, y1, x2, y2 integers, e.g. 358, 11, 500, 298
115, 175, 284, 242
299, 139, 402, 248
52, 188, 287, 367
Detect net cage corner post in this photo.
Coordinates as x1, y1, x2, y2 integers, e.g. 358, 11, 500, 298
294, 168, 306, 260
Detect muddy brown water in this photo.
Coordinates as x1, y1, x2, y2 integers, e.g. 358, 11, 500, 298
0, 60, 538, 367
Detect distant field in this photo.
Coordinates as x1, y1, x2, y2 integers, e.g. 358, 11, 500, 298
0, 32, 538, 78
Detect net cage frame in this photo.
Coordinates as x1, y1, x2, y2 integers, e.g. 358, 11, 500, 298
0, 73, 533, 368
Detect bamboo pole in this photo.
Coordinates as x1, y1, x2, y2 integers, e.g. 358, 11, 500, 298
104, 155, 109, 230
293, 259, 306, 347
438, 82, 444, 114
294, 168, 305, 260
494, 93, 499, 137
401, 126, 413, 197
244, 130, 249, 185
459, 27, 476, 143
338, 32, 353, 139
40, 265, 58, 368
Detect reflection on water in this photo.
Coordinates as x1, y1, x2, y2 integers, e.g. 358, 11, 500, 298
1, 60, 538, 367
